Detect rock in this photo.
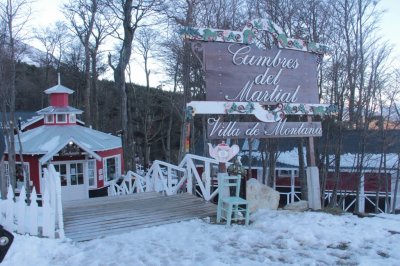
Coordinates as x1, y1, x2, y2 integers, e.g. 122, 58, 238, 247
246, 178, 280, 213
283, 200, 309, 211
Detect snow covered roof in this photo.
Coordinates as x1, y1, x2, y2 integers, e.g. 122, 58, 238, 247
44, 84, 74, 94
237, 147, 399, 171
37, 106, 83, 115
10, 125, 121, 162
20, 115, 42, 130
274, 148, 398, 170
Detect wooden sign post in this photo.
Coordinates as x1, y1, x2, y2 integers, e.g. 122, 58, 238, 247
182, 18, 333, 210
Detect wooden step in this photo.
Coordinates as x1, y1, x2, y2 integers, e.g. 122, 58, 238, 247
63, 192, 216, 242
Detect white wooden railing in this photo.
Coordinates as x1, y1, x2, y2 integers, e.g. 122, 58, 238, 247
0, 164, 64, 238
108, 154, 227, 201
324, 191, 387, 213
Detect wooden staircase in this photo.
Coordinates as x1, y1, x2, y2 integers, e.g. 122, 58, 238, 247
63, 192, 217, 242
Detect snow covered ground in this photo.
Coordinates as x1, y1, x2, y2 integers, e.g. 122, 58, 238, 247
3, 210, 400, 266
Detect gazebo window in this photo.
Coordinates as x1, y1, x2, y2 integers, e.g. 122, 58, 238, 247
45, 114, 54, 123
3, 162, 30, 190
104, 155, 121, 183
69, 114, 76, 123
54, 164, 67, 186
56, 114, 67, 123
88, 160, 96, 187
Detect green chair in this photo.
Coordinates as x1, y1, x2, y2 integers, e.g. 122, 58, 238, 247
216, 173, 250, 226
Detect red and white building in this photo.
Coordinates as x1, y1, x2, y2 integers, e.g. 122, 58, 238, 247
3, 81, 123, 201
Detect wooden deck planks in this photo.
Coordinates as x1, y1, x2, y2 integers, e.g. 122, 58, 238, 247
63, 192, 217, 242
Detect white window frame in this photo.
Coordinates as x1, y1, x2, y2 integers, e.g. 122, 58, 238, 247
276, 169, 298, 177
48, 160, 87, 187
45, 114, 54, 123
3, 161, 30, 191
103, 155, 121, 184
69, 114, 76, 123
56, 114, 67, 123
87, 159, 97, 188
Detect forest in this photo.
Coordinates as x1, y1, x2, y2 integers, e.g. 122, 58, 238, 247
1, 0, 400, 211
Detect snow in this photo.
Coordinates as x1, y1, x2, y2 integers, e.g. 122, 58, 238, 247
38, 136, 60, 151
3, 210, 400, 265
275, 148, 399, 170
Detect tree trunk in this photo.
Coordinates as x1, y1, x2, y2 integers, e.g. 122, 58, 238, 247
91, 50, 99, 129
109, 0, 136, 172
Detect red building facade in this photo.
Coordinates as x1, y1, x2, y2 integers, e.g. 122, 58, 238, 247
4, 80, 124, 201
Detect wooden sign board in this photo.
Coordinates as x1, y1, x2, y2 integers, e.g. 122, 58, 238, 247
207, 118, 322, 139
201, 42, 319, 104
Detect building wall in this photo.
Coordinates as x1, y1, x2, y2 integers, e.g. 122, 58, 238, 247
96, 147, 124, 188
50, 94, 68, 106
23, 119, 44, 131
325, 172, 391, 192
9, 154, 41, 193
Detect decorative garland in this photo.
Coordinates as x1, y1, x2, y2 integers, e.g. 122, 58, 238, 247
186, 101, 337, 123
180, 18, 329, 54
224, 102, 255, 114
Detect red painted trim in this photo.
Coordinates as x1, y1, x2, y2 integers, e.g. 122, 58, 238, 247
7, 154, 42, 194
23, 119, 44, 131
96, 147, 124, 188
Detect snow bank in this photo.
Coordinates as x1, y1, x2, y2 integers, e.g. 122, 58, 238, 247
3, 210, 400, 265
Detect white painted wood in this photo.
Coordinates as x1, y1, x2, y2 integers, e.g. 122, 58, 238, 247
5, 185, 15, 231
29, 188, 39, 236
42, 185, 52, 237
306, 166, 321, 210
205, 162, 211, 200
358, 174, 365, 213
50, 164, 65, 238
17, 186, 26, 234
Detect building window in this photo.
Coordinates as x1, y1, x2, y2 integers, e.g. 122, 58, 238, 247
52, 162, 84, 186
3, 162, 30, 191
56, 114, 67, 123
70, 163, 84, 185
45, 114, 54, 123
104, 155, 121, 183
69, 114, 76, 123
88, 160, 96, 187
276, 169, 298, 177
54, 164, 67, 186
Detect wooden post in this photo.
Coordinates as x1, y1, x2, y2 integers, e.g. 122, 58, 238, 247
185, 122, 190, 153
358, 174, 365, 213
306, 116, 322, 210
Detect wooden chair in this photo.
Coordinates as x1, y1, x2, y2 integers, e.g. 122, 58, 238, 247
216, 174, 250, 226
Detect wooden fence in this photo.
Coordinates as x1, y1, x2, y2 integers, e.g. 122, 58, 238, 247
0, 165, 64, 238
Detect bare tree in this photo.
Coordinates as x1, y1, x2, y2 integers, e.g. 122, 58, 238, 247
134, 27, 159, 167
0, 0, 32, 197
34, 21, 69, 107
107, 0, 160, 172
90, 3, 116, 129
64, 0, 98, 126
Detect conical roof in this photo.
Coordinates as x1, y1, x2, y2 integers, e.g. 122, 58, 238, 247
44, 84, 74, 94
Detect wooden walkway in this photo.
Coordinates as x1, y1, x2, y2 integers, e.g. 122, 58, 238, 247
63, 192, 217, 242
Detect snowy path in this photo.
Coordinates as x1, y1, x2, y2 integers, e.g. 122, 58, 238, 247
3, 210, 400, 265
